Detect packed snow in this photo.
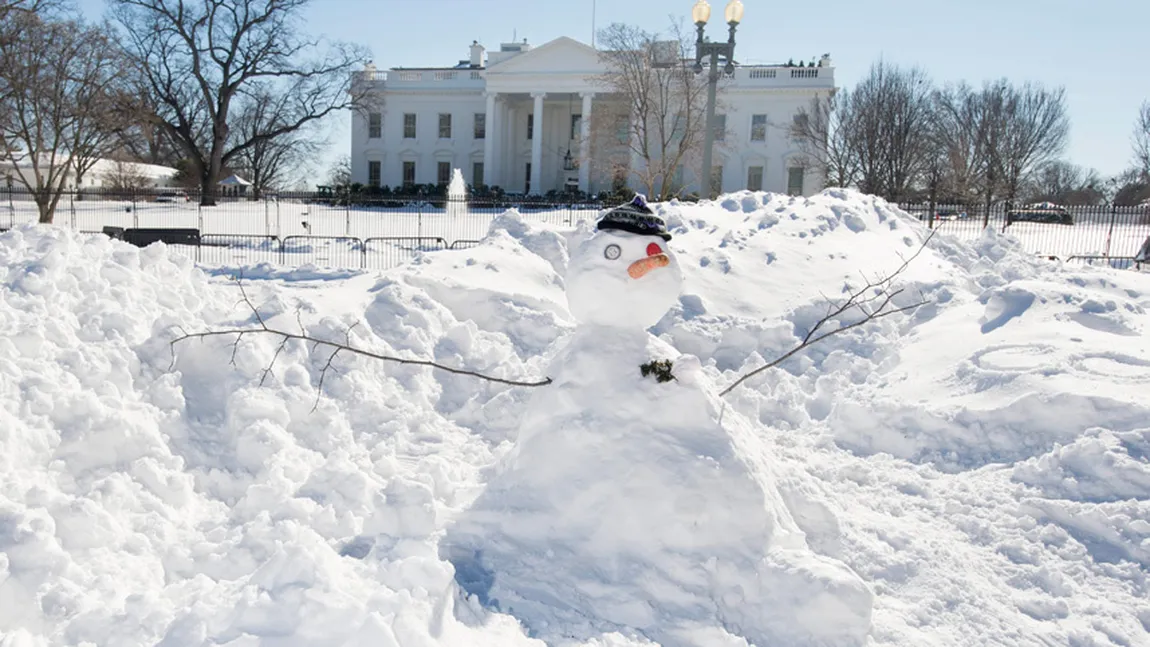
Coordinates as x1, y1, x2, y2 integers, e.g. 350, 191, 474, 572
1, 188, 1148, 647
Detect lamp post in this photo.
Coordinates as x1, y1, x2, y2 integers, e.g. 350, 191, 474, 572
692, 0, 743, 200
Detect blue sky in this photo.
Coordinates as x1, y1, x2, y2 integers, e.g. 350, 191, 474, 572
77, 0, 1147, 179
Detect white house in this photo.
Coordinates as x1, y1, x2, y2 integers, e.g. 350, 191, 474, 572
349, 36, 835, 198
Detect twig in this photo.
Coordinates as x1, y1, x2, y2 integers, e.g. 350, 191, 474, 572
171, 326, 553, 388
719, 231, 935, 398
169, 278, 553, 401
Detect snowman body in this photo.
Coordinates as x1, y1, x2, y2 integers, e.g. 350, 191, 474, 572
443, 205, 873, 647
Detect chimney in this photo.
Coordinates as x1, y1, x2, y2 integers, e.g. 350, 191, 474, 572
469, 40, 485, 67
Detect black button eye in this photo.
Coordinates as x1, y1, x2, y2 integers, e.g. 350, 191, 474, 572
604, 244, 621, 260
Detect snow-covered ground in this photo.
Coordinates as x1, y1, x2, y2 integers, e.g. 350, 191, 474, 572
4, 195, 1148, 265
1, 189, 1148, 646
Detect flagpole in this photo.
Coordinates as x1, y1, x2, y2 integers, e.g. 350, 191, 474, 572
591, 0, 596, 48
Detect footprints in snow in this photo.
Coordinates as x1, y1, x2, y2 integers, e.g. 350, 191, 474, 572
979, 286, 1144, 336
972, 344, 1150, 383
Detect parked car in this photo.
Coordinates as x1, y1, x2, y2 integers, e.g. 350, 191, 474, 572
1006, 202, 1073, 226
155, 189, 189, 203
934, 208, 969, 221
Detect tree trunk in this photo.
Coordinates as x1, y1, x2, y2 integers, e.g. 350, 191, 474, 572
36, 192, 53, 223
200, 142, 225, 206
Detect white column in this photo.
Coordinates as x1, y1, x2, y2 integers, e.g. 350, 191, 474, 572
503, 104, 515, 189
530, 92, 545, 195
483, 92, 497, 187
579, 92, 594, 193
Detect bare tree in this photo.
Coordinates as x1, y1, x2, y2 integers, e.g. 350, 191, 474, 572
101, 158, 152, 192
326, 154, 352, 187
231, 87, 326, 198
790, 89, 859, 189
1109, 167, 1150, 207
846, 60, 935, 202
110, 89, 185, 168
1025, 160, 1104, 205
929, 82, 992, 203
981, 79, 1069, 204
110, 0, 370, 206
1134, 101, 1150, 177
0, 12, 127, 222
590, 21, 723, 201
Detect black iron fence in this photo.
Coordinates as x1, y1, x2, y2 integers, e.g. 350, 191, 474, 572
1, 188, 607, 245
3, 188, 1147, 271
897, 202, 1150, 265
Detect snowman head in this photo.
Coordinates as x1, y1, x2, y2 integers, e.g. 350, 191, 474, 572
566, 196, 683, 330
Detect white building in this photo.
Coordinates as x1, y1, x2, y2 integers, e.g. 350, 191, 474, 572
1, 155, 179, 190
349, 36, 835, 198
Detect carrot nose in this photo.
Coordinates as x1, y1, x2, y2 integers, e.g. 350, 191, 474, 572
628, 253, 669, 279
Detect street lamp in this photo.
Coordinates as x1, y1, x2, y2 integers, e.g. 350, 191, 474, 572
693, 0, 743, 200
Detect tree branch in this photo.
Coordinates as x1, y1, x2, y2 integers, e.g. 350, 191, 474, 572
168, 279, 553, 407
718, 231, 934, 398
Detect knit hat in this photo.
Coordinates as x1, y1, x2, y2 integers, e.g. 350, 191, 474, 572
596, 194, 672, 241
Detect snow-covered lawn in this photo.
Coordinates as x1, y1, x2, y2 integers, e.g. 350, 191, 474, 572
0, 189, 1147, 646
4, 195, 1148, 267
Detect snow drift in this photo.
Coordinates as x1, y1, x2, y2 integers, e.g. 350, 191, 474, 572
1, 188, 1148, 647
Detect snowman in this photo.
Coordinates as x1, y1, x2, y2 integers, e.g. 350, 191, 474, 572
442, 196, 873, 647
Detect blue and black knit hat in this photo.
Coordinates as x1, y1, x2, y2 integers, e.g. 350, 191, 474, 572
596, 194, 672, 241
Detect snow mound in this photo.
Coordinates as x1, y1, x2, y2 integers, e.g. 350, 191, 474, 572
3, 185, 1150, 647
0, 225, 542, 646
1013, 428, 1150, 502
442, 328, 872, 647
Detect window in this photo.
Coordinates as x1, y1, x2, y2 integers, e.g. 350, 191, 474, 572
793, 113, 809, 131
787, 167, 805, 196
713, 114, 727, 141
571, 114, 582, 140
527, 114, 534, 140
751, 114, 767, 142
403, 113, 416, 139
437, 161, 451, 185
438, 113, 452, 139
525, 162, 532, 194
368, 112, 381, 139
473, 162, 484, 187
368, 160, 381, 187
747, 166, 763, 192
474, 113, 486, 139
402, 161, 415, 187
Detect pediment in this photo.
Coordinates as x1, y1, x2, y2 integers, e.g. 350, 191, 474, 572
487, 37, 607, 76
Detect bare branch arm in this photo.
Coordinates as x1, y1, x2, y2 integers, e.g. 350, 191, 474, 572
719, 232, 934, 398
169, 280, 551, 393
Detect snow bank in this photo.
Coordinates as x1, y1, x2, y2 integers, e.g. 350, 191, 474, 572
0, 225, 542, 646
2, 185, 1149, 647
442, 326, 872, 647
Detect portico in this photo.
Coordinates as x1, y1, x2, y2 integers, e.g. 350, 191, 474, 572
480, 37, 606, 195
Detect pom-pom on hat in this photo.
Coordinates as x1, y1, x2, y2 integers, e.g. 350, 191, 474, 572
596, 194, 672, 242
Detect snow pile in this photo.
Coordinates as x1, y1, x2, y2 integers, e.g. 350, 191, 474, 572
0, 226, 541, 646
1, 187, 1149, 647
443, 326, 872, 647
443, 216, 871, 646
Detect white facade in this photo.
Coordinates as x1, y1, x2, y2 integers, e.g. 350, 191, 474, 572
349, 37, 835, 198
1, 156, 179, 189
